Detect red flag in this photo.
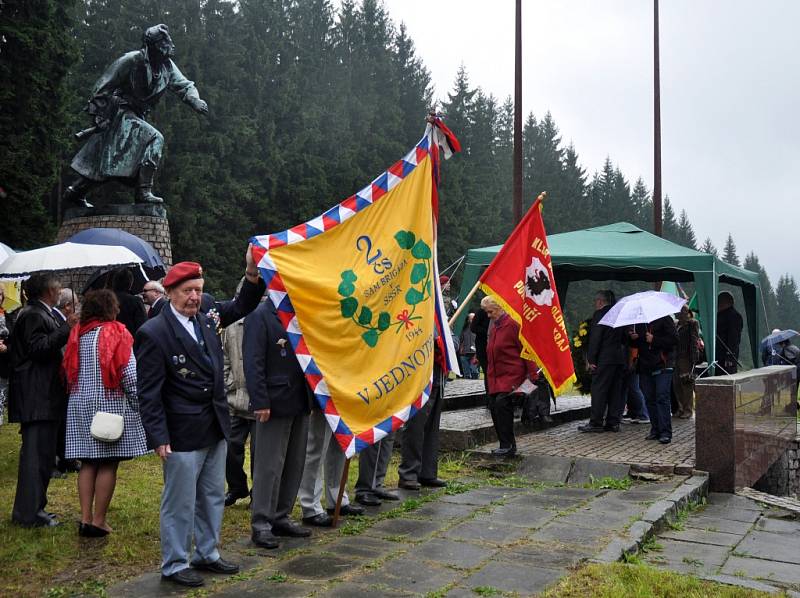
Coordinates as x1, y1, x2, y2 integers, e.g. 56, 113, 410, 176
479, 195, 576, 394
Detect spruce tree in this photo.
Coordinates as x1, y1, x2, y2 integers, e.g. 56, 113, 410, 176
722, 234, 740, 266
0, 0, 78, 247
774, 275, 800, 331
675, 209, 697, 249
662, 196, 679, 241
700, 237, 718, 256
743, 252, 778, 328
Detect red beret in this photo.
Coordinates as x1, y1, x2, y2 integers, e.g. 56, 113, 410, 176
163, 261, 203, 289
439, 275, 450, 285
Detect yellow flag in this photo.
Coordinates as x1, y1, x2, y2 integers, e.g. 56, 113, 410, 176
251, 124, 458, 456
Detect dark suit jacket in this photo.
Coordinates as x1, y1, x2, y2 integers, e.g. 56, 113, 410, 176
115, 290, 147, 336
243, 302, 313, 418
587, 306, 625, 366
135, 278, 265, 451
147, 296, 166, 318
7, 301, 70, 423
715, 306, 743, 365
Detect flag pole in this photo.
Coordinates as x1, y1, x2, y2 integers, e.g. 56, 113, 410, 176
331, 456, 352, 528
449, 281, 481, 328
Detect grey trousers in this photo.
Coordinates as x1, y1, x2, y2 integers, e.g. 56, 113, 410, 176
298, 409, 350, 517
12, 420, 58, 526
251, 413, 309, 533
398, 382, 443, 482
355, 432, 395, 496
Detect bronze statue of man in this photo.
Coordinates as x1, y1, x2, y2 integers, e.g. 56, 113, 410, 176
64, 24, 208, 208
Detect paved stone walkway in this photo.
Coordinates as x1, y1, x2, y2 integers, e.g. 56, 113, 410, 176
475, 416, 696, 475
441, 396, 591, 432
646, 492, 800, 595
109, 476, 687, 597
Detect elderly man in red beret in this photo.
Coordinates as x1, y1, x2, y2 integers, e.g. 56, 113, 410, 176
135, 247, 265, 588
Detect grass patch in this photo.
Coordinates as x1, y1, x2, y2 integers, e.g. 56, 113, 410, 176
584, 475, 632, 490
266, 572, 288, 583
473, 586, 505, 596
667, 498, 705, 531
541, 562, 775, 597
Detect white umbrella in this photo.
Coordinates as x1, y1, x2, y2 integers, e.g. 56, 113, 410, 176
0, 242, 143, 278
598, 290, 686, 328
0, 241, 15, 262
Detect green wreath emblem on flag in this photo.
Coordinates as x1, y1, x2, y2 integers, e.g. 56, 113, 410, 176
337, 230, 432, 348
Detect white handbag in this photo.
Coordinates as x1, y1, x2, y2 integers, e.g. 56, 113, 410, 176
90, 397, 126, 443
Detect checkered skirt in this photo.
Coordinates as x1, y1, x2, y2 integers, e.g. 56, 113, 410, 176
65, 328, 149, 460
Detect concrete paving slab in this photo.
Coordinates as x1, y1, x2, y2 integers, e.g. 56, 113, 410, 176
697, 505, 762, 523
474, 503, 555, 529
684, 515, 756, 536
463, 560, 564, 595
359, 556, 460, 594
412, 501, 478, 520
212, 580, 313, 597
707, 492, 763, 511
721, 555, 800, 587
735, 530, 800, 565
567, 458, 631, 485
500, 542, 592, 569
415, 537, 497, 569
322, 535, 406, 559
529, 521, 611, 548
442, 519, 530, 545
755, 517, 800, 535
516, 454, 573, 483
648, 538, 731, 568
439, 489, 504, 506
229, 534, 312, 556
317, 582, 414, 597
559, 508, 640, 530
365, 517, 446, 540
538, 486, 605, 499
277, 554, 361, 581
659, 527, 744, 548
511, 492, 586, 510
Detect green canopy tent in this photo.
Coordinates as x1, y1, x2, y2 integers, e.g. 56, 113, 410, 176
456, 222, 765, 373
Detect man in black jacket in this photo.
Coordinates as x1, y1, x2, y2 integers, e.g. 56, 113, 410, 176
579, 290, 626, 433
135, 251, 264, 588
631, 315, 678, 444
9, 274, 75, 527
715, 291, 743, 374
244, 301, 313, 549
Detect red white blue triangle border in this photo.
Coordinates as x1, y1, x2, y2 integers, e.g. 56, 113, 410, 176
249, 127, 440, 457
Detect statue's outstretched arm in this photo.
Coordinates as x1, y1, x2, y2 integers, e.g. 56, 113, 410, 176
167, 60, 208, 115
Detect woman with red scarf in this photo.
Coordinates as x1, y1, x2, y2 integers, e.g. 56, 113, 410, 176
63, 289, 147, 537
481, 295, 538, 457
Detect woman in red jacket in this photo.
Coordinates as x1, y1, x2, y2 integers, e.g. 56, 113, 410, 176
481, 296, 537, 457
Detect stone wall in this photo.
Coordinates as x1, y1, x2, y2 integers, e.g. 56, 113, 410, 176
755, 439, 800, 498
55, 204, 172, 293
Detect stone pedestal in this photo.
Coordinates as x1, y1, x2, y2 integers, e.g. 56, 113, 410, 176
56, 204, 173, 293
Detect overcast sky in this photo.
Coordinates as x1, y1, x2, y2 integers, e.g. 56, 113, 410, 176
380, 0, 799, 285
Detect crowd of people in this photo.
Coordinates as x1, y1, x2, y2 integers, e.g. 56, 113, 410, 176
0, 247, 450, 589
1, 251, 798, 589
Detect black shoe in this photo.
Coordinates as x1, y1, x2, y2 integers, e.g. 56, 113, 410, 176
398, 479, 421, 490
645, 433, 659, 440
604, 424, 620, 433
224, 491, 249, 507
252, 530, 279, 549
373, 488, 399, 501
192, 558, 240, 574
658, 436, 672, 444
302, 513, 333, 527
419, 478, 447, 488
491, 447, 516, 458
78, 522, 108, 537
578, 424, 605, 433
327, 504, 365, 517
162, 569, 204, 587
356, 493, 382, 507
272, 521, 312, 537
